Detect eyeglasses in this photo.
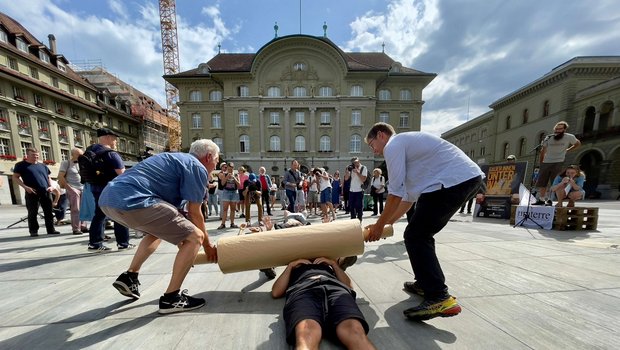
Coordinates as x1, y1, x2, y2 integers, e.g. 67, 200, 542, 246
368, 138, 377, 151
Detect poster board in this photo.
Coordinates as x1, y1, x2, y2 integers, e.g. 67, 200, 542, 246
475, 161, 527, 219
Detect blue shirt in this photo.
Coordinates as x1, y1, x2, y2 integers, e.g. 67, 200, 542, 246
99, 153, 209, 210
13, 161, 50, 192
551, 175, 585, 192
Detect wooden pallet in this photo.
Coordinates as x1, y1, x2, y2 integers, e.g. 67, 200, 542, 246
553, 207, 598, 230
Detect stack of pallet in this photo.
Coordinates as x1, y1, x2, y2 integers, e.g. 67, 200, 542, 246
553, 207, 598, 230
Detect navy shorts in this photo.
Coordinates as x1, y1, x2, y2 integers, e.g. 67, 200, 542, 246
320, 188, 332, 204
283, 277, 369, 345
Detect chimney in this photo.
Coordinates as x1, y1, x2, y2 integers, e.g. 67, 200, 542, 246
48, 34, 57, 54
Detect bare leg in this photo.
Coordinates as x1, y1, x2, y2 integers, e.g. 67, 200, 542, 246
336, 319, 376, 350
128, 234, 162, 273
221, 202, 229, 226
165, 229, 203, 293
295, 319, 322, 350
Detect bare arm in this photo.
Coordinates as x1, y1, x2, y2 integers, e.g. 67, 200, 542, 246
57, 171, 67, 188
12, 173, 35, 194
271, 259, 312, 298
567, 139, 581, 152
187, 201, 217, 262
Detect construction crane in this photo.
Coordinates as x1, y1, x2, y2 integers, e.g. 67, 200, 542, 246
159, 0, 180, 119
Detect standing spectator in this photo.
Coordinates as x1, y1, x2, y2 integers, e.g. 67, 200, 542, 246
283, 160, 301, 212
207, 174, 219, 218
237, 166, 249, 218
316, 168, 337, 221
243, 173, 264, 223
344, 157, 368, 222
296, 175, 307, 213
102, 139, 219, 314
279, 178, 288, 210
307, 171, 319, 215
370, 168, 385, 216
535, 121, 581, 205
343, 175, 351, 214
258, 166, 272, 216
58, 148, 88, 234
331, 170, 342, 210
86, 128, 131, 251
218, 163, 240, 229
269, 182, 278, 212
365, 123, 483, 321
12, 147, 59, 236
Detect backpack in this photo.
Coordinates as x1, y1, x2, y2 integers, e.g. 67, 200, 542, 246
78, 147, 115, 185
360, 166, 372, 191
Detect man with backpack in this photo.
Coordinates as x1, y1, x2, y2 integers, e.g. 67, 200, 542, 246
344, 157, 368, 222
81, 128, 131, 252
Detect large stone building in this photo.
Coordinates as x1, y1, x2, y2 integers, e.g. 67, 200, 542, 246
442, 56, 620, 199
165, 34, 435, 181
0, 12, 178, 205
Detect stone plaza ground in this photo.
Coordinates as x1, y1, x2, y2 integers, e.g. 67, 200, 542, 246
1, 200, 619, 349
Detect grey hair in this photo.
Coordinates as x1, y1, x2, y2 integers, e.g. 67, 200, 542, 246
189, 139, 220, 158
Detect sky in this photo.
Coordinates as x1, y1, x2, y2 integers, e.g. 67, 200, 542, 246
3, 0, 620, 135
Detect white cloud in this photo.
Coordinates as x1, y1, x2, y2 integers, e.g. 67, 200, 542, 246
108, 0, 128, 21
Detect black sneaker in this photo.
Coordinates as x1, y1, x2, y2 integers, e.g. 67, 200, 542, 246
545, 200, 553, 206
260, 268, 277, 279
47, 231, 60, 235
117, 243, 136, 250
403, 281, 425, 296
158, 289, 205, 314
338, 256, 358, 271
113, 272, 141, 299
533, 200, 545, 205
88, 244, 111, 252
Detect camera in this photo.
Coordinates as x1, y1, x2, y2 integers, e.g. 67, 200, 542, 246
347, 165, 354, 172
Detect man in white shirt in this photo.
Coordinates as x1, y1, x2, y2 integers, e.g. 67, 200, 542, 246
344, 157, 367, 222
364, 123, 484, 321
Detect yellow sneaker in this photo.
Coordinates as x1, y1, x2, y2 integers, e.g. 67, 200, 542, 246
404, 296, 461, 321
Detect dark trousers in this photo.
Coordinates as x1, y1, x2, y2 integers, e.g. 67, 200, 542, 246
286, 189, 297, 212
261, 189, 272, 215
372, 191, 384, 215
404, 175, 482, 300
25, 191, 55, 234
459, 196, 474, 213
54, 193, 68, 221
89, 188, 129, 247
349, 191, 364, 221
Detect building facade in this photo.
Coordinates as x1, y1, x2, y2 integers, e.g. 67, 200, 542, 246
442, 57, 620, 199
165, 34, 435, 180
0, 12, 177, 205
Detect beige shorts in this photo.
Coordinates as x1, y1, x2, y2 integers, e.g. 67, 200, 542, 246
101, 202, 197, 245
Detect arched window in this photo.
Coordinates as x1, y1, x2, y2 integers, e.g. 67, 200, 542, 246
294, 136, 305, 151
350, 85, 363, 97
378, 89, 391, 101
502, 142, 510, 160
209, 90, 222, 101
213, 137, 223, 152
189, 90, 202, 102
351, 110, 361, 126
267, 86, 281, 97
239, 135, 250, 153
318, 86, 332, 97
350, 134, 361, 153
379, 112, 389, 123
191, 113, 201, 128
399, 89, 412, 100
522, 109, 529, 124
239, 110, 249, 126
319, 135, 331, 152
537, 132, 546, 146
518, 137, 527, 157
399, 112, 409, 127
543, 100, 550, 117
270, 136, 281, 151
238, 85, 249, 97
506, 115, 511, 130
292, 87, 306, 97
583, 106, 595, 133
211, 113, 221, 128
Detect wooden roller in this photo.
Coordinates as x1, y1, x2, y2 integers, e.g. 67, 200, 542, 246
195, 219, 393, 273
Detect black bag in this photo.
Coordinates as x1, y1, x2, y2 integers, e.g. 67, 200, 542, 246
78, 147, 114, 185
360, 166, 372, 191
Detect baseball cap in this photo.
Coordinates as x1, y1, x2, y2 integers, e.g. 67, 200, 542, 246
97, 128, 118, 137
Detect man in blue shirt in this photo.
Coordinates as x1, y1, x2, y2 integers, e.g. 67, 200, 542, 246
364, 123, 483, 321
12, 147, 60, 236
99, 139, 219, 314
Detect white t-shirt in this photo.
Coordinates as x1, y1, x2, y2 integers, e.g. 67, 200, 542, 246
318, 172, 332, 191
308, 176, 318, 192
349, 165, 368, 193
384, 132, 484, 202
542, 133, 578, 163
371, 176, 385, 193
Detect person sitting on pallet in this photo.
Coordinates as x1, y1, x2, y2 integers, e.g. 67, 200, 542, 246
550, 164, 586, 208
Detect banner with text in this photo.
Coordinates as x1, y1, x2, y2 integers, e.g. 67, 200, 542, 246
514, 205, 555, 230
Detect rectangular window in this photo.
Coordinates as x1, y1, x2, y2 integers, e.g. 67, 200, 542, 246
192, 113, 202, 128
8, 57, 18, 70
58, 126, 68, 143
51, 77, 59, 88
399, 112, 409, 128
295, 111, 305, 125
21, 142, 32, 157
68, 85, 75, 95
39, 50, 50, 64
60, 149, 69, 161
37, 120, 50, 139
33, 93, 44, 108
12, 86, 25, 101
17, 114, 31, 135
350, 85, 363, 97
0, 30, 7, 43
0, 108, 8, 131
379, 112, 389, 123
58, 61, 66, 72
239, 110, 249, 126
40, 145, 51, 161
270, 112, 280, 125
0, 138, 11, 156
16, 38, 28, 52
29, 66, 39, 79
70, 107, 79, 119
238, 85, 249, 97
351, 110, 361, 126
212, 113, 222, 128
54, 101, 64, 114
84, 91, 91, 101
73, 129, 83, 147
320, 112, 331, 125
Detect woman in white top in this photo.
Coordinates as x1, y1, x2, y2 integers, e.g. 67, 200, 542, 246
316, 168, 337, 222
370, 168, 385, 216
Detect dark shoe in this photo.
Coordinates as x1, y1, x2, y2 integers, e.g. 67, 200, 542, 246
113, 272, 141, 299
230, 224, 239, 229
29, 232, 39, 237
81, 226, 89, 233
104, 235, 112, 241
47, 231, 60, 235
458, 210, 464, 214
260, 268, 277, 279
105, 222, 114, 230
72, 230, 83, 235
338, 256, 358, 271
533, 200, 545, 205
88, 244, 111, 252
217, 224, 226, 230
118, 243, 136, 250
404, 296, 461, 321
239, 214, 245, 218
545, 200, 553, 206
158, 289, 205, 314
467, 211, 472, 214
403, 281, 425, 296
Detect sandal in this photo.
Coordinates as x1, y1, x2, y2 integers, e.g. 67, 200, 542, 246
217, 224, 226, 229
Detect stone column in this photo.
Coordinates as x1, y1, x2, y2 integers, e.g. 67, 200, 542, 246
283, 107, 291, 152
309, 107, 316, 152
593, 110, 601, 131
259, 108, 265, 153
612, 106, 619, 127
334, 108, 340, 154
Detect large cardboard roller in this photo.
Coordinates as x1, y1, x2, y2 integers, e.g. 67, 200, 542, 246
195, 219, 393, 273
